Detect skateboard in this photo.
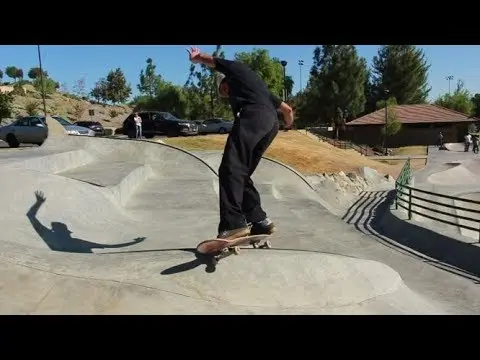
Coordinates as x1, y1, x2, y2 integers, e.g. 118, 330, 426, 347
196, 234, 272, 266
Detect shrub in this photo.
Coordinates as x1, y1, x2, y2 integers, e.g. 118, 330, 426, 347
109, 109, 119, 118
25, 100, 40, 116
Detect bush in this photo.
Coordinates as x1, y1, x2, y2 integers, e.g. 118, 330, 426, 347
0, 92, 14, 121
25, 100, 40, 116
109, 109, 119, 118
11, 83, 26, 96
72, 102, 87, 120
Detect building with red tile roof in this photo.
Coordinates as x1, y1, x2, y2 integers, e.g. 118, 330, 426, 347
344, 104, 479, 147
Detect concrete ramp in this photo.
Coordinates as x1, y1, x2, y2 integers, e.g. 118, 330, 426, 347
0, 245, 442, 314
427, 159, 480, 186
445, 142, 465, 152
0, 136, 450, 314
194, 151, 339, 213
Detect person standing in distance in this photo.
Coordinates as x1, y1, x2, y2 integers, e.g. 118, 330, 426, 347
187, 46, 294, 240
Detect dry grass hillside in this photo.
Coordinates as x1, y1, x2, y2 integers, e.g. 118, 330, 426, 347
165, 131, 426, 178
7, 86, 133, 129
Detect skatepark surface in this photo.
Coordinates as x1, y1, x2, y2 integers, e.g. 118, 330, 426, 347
1, 134, 480, 314
404, 142, 480, 242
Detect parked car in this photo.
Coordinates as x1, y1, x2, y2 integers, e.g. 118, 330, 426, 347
73, 120, 105, 136
198, 118, 233, 134
0, 115, 96, 148
0, 116, 48, 147
122, 111, 198, 138
48, 116, 96, 137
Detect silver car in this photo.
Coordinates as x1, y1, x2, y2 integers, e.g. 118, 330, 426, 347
199, 118, 234, 134
50, 116, 96, 137
0, 115, 95, 148
0, 116, 48, 147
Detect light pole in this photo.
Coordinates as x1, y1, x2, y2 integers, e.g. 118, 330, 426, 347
446, 75, 454, 94
280, 60, 287, 101
384, 89, 390, 154
298, 59, 304, 92
37, 45, 48, 119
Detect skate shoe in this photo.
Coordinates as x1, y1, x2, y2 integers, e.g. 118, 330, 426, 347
217, 226, 251, 240
249, 218, 276, 235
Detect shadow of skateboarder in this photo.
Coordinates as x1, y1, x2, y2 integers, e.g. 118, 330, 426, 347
26, 190, 146, 253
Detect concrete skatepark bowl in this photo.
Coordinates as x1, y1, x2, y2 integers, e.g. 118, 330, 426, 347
0, 136, 478, 314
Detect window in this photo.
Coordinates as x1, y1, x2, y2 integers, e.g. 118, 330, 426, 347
30, 118, 44, 127
15, 118, 30, 127
51, 116, 72, 126
160, 112, 178, 121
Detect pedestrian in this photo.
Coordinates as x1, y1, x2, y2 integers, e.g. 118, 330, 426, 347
465, 133, 472, 152
473, 136, 479, 154
187, 46, 294, 240
134, 112, 142, 139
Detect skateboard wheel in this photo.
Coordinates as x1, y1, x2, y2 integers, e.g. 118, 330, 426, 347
252, 242, 258, 249
233, 246, 240, 255
265, 240, 272, 249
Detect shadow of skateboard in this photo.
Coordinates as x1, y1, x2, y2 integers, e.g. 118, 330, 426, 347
196, 234, 272, 266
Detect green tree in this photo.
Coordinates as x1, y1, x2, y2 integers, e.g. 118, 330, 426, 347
234, 48, 287, 98
298, 45, 368, 136
471, 93, 480, 118
104, 68, 132, 104
138, 58, 161, 99
27, 67, 48, 80
371, 45, 431, 105
363, 69, 377, 115
5, 66, 19, 82
184, 45, 231, 119
434, 79, 474, 115
376, 97, 402, 151
0, 69, 3, 83
90, 78, 108, 103
16, 68, 23, 81
0, 91, 14, 122
33, 77, 59, 95
135, 82, 189, 118
284, 75, 294, 99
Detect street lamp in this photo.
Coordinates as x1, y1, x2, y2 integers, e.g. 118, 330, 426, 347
446, 75, 454, 94
298, 59, 304, 92
280, 60, 287, 101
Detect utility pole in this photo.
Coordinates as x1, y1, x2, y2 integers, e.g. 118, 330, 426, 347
446, 75, 454, 94
298, 59, 304, 92
37, 45, 48, 120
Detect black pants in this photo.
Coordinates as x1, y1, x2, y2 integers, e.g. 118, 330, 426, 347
217, 106, 279, 233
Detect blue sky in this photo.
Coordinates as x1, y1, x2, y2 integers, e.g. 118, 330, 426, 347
1, 45, 480, 101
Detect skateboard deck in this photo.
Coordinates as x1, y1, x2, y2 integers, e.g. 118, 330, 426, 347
196, 234, 272, 265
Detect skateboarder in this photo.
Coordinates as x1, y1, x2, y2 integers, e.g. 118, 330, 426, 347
187, 46, 294, 240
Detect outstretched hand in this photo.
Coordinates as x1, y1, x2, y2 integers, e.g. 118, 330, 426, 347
34, 190, 46, 203
186, 46, 201, 63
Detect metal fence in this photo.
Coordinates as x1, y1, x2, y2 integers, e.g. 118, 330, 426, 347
395, 158, 480, 241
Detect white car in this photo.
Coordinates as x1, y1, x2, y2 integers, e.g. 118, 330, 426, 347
198, 118, 234, 134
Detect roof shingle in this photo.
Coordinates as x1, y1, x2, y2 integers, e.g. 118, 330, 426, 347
346, 104, 480, 126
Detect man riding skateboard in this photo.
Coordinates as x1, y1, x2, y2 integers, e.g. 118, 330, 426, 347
187, 46, 295, 241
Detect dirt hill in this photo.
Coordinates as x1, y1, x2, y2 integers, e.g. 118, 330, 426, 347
6, 86, 133, 130
164, 131, 426, 178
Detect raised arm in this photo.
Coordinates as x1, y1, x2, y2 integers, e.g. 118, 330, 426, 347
187, 46, 217, 68
187, 46, 237, 75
